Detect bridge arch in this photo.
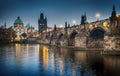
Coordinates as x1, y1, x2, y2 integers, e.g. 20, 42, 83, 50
58, 33, 64, 41
69, 30, 78, 38
68, 30, 78, 46
88, 27, 106, 48
89, 27, 105, 40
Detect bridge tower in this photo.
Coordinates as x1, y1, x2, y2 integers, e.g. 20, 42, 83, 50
64, 21, 68, 39
110, 5, 118, 34
38, 13, 47, 33
81, 13, 87, 31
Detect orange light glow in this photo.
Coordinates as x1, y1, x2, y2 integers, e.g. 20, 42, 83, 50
43, 46, 48, 69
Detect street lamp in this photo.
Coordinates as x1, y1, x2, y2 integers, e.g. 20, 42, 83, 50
96, 13, 101, 21
72, 20, 76, 25
60, 24, 64, 28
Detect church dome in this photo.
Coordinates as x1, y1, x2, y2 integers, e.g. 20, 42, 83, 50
14, 16, 23, 24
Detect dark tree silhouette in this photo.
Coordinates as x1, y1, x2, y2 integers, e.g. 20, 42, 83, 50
21, 32, 27, 39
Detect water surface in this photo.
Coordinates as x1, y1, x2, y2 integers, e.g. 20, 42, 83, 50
0, 44, 120, 76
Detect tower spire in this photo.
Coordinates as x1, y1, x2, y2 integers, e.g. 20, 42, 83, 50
111, 5, 117, 22
81, 13, 87, 25
65, 21, 67, 29
112, 5, 116, 17
4, 22, 6, 28
113, 5, 115, 11
54, 24, 57, 31
40, 13, 44, 20
84, 12, 87, 23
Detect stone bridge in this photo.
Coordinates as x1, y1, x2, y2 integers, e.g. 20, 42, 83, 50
39, 6, 120, 50
40, 19, 110, 47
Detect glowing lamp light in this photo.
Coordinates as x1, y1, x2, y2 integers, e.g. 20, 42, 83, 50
72, 20, 76, 25
60, 24, 64, 28
96, 13, 101, 20
116, 14, 120, 18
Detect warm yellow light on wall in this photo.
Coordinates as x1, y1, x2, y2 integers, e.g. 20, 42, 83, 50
116, 14, 120, 18
95, 24, 98, 28
89, 24, 93, 30
103, 21, 108, 28
81, 25, 84, 29
15, 37, 21, 41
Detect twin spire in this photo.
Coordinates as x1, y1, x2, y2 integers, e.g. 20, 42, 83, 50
38, 5, 116, 30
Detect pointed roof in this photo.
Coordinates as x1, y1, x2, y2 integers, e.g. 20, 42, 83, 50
25, 23, 30, 28
40, 13, 44, 20
113, 5, 115, 11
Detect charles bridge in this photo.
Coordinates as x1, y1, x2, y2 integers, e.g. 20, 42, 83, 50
38, 6, 120, 51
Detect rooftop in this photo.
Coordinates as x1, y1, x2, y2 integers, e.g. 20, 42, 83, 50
14, 16, 23, 24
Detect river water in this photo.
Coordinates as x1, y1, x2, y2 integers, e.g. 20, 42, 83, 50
0, 44, 120, 76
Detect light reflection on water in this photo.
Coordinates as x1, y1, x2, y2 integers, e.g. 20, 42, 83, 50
0, 44, 120, 76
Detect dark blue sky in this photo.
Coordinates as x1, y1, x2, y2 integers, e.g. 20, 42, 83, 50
0, 0, 120, 29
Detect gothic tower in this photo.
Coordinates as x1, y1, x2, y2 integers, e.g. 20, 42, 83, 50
64, 21, 68, 38
81, 13, 87, 25
81, 13, 87, 31
38, 13, 47, 33
110, 5, 118, 34
110, 5, 117, 22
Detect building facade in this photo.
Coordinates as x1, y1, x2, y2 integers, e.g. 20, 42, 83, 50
12, 16, 27, 41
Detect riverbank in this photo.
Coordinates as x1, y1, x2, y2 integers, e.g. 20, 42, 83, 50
39, 43, 120, 56
1, 42, 120, 56
101, 50, 120, 56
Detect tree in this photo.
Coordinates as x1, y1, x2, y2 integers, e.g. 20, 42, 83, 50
0, 27, 11, 44
21, 32, 27, 39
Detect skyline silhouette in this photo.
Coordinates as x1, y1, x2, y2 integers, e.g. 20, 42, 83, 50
0, 0, 120, 29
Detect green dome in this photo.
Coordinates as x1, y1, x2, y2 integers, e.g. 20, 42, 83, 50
14, 16, 23, 24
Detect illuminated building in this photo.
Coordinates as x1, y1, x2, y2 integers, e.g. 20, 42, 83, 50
27, 25, 39, 42
12, 16, 27, 41
27, 25, 39, 38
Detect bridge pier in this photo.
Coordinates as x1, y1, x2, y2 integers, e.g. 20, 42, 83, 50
104, 35, 120, 51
